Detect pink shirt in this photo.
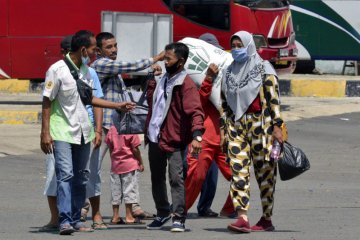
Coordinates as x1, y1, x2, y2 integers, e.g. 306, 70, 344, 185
105, 126, 141, 174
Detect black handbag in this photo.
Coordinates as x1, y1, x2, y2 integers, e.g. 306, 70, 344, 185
278, 141, 310, 181
112, 74, 150, 134
63, 57, 94, 105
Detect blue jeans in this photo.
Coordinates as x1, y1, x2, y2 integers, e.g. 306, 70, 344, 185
54, 138, 90, 227
43, 143, 101, 198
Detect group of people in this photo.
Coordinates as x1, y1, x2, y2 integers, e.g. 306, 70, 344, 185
40, 29, 283, 235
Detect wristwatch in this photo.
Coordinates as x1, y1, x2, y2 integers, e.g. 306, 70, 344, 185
195, 136, 203, 142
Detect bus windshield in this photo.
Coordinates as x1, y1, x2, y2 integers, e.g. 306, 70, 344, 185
234, 0, 289, 9
163, 0, 230, 30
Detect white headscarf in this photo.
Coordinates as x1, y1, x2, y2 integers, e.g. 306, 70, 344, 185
222, 31, 277, 121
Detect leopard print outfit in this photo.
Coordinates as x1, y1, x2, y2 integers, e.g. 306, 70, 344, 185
221, 74, 283, 218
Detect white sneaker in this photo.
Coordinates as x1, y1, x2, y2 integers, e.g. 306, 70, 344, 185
170, 221, 185, 232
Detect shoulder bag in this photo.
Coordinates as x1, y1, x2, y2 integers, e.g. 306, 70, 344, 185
63, 57, 94, 105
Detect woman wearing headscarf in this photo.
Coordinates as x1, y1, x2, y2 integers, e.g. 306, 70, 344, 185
218, 31, 284, 233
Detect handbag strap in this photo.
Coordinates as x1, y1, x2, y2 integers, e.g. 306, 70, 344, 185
63, 57, 79, 81
137, 72, 152, 105
119, 72, 153, 106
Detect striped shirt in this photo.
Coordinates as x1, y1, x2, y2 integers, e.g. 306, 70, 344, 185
91, 57, 154, 129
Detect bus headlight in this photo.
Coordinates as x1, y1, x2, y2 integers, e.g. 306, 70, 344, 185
253, 35, 268, 49
289, 32, 296, 45
279, 49, 289, 57
292, 48, 298, 56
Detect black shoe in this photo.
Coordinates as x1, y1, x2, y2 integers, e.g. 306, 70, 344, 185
198, 209, 219, 218
146, 215, 171, 230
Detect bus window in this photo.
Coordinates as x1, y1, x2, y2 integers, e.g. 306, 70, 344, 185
162, 0, 230, 30
234, 0, 289, 8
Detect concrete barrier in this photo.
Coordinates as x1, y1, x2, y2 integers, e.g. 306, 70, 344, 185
0, 79, 30, 93
0, 110, 40, 124
279, 79, 360, 97
1, 76, 360, 124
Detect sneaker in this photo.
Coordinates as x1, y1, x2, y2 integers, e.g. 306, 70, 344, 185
146, 215, 171, 230
251, 217, 275, 232
170, 221, 185, 232
227, 217, 251, 233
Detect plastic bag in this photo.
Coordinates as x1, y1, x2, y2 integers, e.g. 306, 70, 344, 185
278, 141, 310, 181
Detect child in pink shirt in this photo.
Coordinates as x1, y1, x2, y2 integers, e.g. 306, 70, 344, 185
105, 126, 144, 224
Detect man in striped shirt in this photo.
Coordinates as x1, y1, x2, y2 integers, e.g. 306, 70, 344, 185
91, 32, 164, 219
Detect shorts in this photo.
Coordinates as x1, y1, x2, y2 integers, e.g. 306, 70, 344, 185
110, 170, 139, 205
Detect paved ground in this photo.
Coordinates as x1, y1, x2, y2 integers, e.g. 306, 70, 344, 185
0, 98, 359, 239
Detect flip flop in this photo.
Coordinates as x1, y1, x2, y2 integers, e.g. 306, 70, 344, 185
109, 218, 126, 225
74, 223, 94, 232
59, 224, 75, 235
92, 221, 108, 230
132, 211, 156, 220
125, 217, 145, 225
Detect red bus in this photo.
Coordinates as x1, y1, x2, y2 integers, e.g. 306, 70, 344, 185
0, 0, 297, 80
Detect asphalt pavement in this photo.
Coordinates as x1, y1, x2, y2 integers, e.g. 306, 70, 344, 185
0, 106, 359, 239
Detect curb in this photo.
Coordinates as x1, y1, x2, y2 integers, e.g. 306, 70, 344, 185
1, 78, 360, 125
0, 79, 30, 93
0, 110, 41, 124
279, 79, 360, 97
1, 78, 360, 97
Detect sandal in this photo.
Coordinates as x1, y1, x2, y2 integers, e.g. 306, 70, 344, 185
132, 210, 156, 220
92, 221, 108, 230
80, 208, 88, 222
74, 223, 94, 232
109, 218, 126, 225
59, 224, 75, 235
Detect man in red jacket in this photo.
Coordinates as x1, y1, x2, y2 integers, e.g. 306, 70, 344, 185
185, 33, 234, 218
145, 42, 204, 232
185, 63, 234, 216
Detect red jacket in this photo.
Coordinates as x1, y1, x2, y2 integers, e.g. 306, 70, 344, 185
145, 73, 205, 152
199, 78, 221, 145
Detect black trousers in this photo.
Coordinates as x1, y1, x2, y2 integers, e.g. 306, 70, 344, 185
148, 142, 186, 221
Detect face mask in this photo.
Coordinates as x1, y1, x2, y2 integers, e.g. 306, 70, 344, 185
81, 49, 90, 65
165, 60, 179, 75
231, 47, 249, 63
